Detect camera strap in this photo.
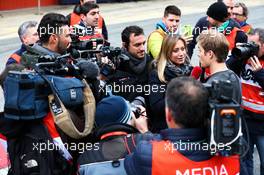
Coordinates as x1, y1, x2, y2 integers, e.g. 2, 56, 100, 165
35, 68, 96, 139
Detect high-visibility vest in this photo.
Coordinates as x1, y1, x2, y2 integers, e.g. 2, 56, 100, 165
95, 16, 103, 35
241, 60, 264, 114
70, 12, 81, 26
225, 27, 241, 50
241, 24, 252, 34
0, 134, 9, 170
79, 33, 104, 41
9, 53, 21, 64
152, 140, 240, 175
70, 12, 104, 35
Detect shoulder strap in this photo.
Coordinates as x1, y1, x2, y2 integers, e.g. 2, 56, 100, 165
123, 134, 136, 154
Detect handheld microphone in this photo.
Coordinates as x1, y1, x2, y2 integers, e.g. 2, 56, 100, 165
191, 66, 202, 80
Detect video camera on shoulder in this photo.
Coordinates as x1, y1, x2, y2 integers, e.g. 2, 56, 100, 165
231, 41, 259, 61
204, 80, 243, 156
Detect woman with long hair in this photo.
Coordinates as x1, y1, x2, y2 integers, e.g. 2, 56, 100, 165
149, 35, 193, 132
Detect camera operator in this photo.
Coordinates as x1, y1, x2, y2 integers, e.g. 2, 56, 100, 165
72, 2, 104, 41
68, 0, 108, 40
1, 15, 71, 86
124, 77, 240, 175
106, 25, 152, 102
21, 13, 72, 69
197, 29, 242, 104
78, 95, 152, 174
227, 28, 264, 175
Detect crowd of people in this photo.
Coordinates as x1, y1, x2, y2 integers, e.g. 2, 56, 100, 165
0, 0, 264, 174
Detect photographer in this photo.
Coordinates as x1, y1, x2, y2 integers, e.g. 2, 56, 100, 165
124, 77, 240, 175
21, 13, 72, 69
106, 26, 152, 102
78, 95, 152, 174
227, 28, 264, 175
197, 29, 241, 104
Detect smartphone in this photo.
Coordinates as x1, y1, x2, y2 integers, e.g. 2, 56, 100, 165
183, 25, 192, 37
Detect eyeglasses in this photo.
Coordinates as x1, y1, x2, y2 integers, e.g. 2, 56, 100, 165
233, 13, 244, 17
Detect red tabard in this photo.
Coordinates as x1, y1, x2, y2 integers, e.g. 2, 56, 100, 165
152, 140, 240, 175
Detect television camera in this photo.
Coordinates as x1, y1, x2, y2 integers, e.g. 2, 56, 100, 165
204, 80, 245, 156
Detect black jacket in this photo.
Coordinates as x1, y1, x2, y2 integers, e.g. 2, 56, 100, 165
148, 64, 192, 132
106, 52, 152, 102
187, 17, 247, 58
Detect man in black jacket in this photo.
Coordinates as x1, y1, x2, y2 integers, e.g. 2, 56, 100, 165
187, 0, 247, 58
106, 25, 152, 102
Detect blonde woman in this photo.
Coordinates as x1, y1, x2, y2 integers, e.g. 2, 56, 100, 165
148, 35, 192, 132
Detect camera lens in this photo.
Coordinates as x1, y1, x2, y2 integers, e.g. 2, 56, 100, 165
130, 96, 145, 118
231, 46, 251, 60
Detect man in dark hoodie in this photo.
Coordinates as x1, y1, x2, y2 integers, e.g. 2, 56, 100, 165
106, 25, 152, 102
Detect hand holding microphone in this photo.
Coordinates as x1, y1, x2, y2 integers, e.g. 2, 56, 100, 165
191, 66, 202, 80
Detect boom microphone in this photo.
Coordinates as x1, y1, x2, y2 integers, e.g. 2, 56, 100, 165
76, 60, 100, 80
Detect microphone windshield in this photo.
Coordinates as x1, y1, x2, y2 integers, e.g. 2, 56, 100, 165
76, 60, 99, 80
191, 66, 202, 80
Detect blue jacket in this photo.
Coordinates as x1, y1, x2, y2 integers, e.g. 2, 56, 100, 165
6, 44, 27, 65
124, 128, 210, 175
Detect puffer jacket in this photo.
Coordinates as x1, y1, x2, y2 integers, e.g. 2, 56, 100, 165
124, 128, 211, 175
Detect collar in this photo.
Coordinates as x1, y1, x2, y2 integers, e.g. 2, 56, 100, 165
100, 131, 128, 140
239, 21, 247, 27
218, 20, 230, 33
156, 21, 179, 35
32, 43, 61, 57
21, 44, 27, 51
160, 128, 207, 142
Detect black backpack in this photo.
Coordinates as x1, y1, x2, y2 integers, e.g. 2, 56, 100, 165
5, 121, 74, 175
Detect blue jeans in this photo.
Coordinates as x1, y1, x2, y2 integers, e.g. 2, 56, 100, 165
242, 133, 264, 175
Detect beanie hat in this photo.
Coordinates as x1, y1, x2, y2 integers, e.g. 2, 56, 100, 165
95, 96, 132, 127
206, 2, 228, 22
